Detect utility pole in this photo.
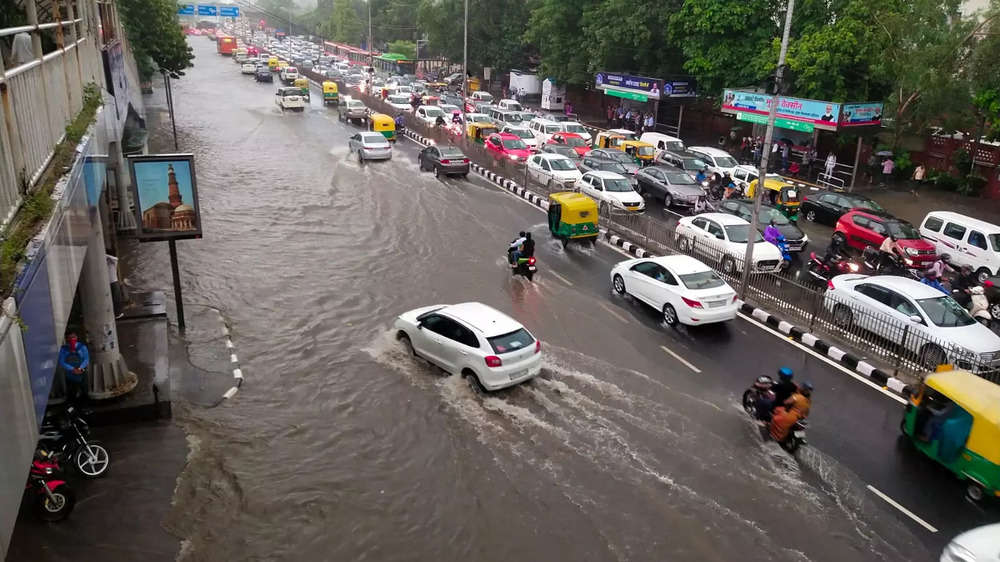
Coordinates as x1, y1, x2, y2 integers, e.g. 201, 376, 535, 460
368, 0, 373, 67
739, 0, 795, 298
462, 0, 468, 98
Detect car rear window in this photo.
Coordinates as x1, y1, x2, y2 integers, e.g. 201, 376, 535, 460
488, 328, 534, 354
679, 270, 726, 290
439, 147, 465, 158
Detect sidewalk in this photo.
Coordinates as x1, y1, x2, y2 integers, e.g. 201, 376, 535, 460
854, 182, 1000, 227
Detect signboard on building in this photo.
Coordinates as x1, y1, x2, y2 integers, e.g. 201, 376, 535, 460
595, 72, 664, 101
736, 112, 814, 133
219, 6, 239, 17
722, 89, 840, 131
178, 4, 195, 15
662, 80, 696, 98
128, 154, 203, 241
197, 4, 217, 16
840, 102, 883, 127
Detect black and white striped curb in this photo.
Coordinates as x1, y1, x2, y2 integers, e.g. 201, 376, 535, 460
738, 301, 913, 397
605, 232, 655, 259
217, 309, 244, 401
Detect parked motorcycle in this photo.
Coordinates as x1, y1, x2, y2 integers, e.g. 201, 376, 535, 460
26, 450, 75, 521
806, 251, 859, 283
38, 405, 111, 478
741, 375, 808, 454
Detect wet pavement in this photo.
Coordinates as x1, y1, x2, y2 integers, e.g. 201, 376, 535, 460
106, 38, 1000, 561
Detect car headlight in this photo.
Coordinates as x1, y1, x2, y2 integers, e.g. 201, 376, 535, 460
509, 154, 519, 161
942, 542, 977, 562
905, 247, 919, 256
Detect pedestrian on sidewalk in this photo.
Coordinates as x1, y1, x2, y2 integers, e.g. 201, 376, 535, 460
824, 152, 837, 179
606, 105, 614, 126
881, 156, 895, 186
564, 101, 573, 117
645, 113, 655, 134
781, 142, 790, 172
616, 106, 625, 128
752, 138, 762, 166
624, 108, 633, 129
58, 331, 90, 404
633, 112, 642, 132
911, 163, 926, 196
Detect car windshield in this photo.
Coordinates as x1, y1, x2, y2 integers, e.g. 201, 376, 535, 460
715, 156, 738, 168
681, 157, 709, 170
664, 171, 697, 185
348, 101, 364, 108
559, 137, 584, 148
549, 158, 575, 171
505, 102, 523, 111
502, 138, 527, 149
888, 221, 921, 239
507, 129, 533, 139
664, 141, 685, 151
476, 93, 494, 102
598, 162, 628, 174
759, 208, 790, 225
388, 96, 409, 104
563, 123, 586, 134
281, 90, 299, 97
549, 146, 577, 158
423, 107, 444, 117
504, 114, 524, 123
725, 225, 764, 243
487, 328, 533, 354
916, 296, 976, 327
636, 146, 655, 156
680, 271, 727, 290
849, 198, 884, 213
604, 178, 634, 192
607, 152, 633, 163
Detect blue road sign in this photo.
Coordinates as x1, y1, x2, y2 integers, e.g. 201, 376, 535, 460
178, 4, 195, 15
219, 6, 239, 17
196, 4, 217, 16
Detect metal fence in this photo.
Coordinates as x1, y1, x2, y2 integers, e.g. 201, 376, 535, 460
301, 71, 1000, 385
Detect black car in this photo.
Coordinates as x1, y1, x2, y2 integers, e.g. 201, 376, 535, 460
255, 69, 273, 83
717, 199, 808, 252
578, 156, 637, 186
584, 149, 641, 175
418, 144, 470, 178
655, 149, 711, 176
635, 165, 706, 208
799, 191, 886, 225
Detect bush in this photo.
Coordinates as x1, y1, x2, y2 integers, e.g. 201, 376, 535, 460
959, 174, 987, 196
932, 172, 961, 191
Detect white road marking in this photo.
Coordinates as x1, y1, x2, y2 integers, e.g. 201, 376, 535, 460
866, 485, 938, 533
660, 345, 702, 373
599, 302, 629, 324
548, 270, 574, 287
738, 312, 906, 404
233, 368, 243, 379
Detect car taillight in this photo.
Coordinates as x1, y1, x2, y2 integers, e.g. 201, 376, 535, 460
681, 297, 703, 309
528, 256, 536, 265
732, 295, 739, 303
440, 159, 450, 164
485, 356, 502, 368
534, 340, 541, 354
827, 279, 835, 290
462, 159, 469, 163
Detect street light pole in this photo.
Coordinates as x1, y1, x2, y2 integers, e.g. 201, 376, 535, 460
738, 0, 795, 298
461, 0, 468, 98
367, 0, 373, 67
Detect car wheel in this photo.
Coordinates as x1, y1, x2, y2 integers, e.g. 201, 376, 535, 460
663, 193, 673, 208
434, 165, 440, 178
966, 481, 985, 502
397, 331, 416, 357
805, 210, 817, 222
721, 255, 736, 274
612, 274, 626, 295
976, 267, 992, 284
678, 236, 691, 253
919, 344, 947, 370
833, 304, 853, 328
662, 304, 678, 326
990, 302, 1000, 320
464, 369, 488, 394
357, 150, 364, 163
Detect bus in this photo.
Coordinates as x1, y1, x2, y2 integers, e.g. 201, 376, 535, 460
373, 53, 449, 79
217, 35, 237, 56
323, 41, 375, 65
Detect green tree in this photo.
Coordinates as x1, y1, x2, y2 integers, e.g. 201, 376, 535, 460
523, 0, 593, 85
326, 0, 363, 44
418, 0, 529, 73
117, 0, 194, 79
386, 40, 416, 58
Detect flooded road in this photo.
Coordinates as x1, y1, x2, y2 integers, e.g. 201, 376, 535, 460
121, 38, 954, 561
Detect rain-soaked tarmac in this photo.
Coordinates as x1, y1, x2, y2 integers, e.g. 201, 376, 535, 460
114, 38, 1000, 561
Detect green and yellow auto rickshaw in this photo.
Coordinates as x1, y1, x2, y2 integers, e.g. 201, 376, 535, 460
901, 369, 1000, 501
369, 113, 396, 142
548, 192, 599, 248
467, 122, 498, 145
746, 175, 801, 220
293, 78, 310, 101
322, 81, 339, 106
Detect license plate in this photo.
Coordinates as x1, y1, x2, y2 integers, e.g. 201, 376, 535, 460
510, 369, 528, 381
793, 431, 805, 438
626, 206, 639, 211
707, 300, 727, 308
528, 266, 537, 272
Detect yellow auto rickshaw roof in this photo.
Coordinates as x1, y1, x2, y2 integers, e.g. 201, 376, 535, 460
550, 191, 598, 210
926, 370, 1000, 462
620, 140, 653, 148
469, 121, 497, 130
294, 78, 308, 85
369, 113, 393, 123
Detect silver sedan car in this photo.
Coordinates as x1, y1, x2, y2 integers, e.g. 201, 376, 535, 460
348, 132, 392, 162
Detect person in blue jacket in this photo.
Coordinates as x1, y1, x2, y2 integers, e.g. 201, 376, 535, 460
58, 331, 90, 403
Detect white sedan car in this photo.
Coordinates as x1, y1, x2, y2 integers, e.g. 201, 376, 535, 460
574, 170, 645, 212
386, 94, 412, 111
674, 212, 783, 274
825, 274, 1000, 371
241, 62, 257, 74
526, 153, 582, 189
394, 302, 543, 391
611, 254, 738, 326
501, 125, 538, 150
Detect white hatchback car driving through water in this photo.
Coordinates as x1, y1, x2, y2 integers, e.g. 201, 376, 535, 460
394, 302, 543, 391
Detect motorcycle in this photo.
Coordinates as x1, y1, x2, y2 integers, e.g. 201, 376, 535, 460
742, 376, 809, 454
38, 405, 111, 478
806, 251, 859, 283
25, 450, 75, 521
767, 234, 792, 271
507, 248, 537, 281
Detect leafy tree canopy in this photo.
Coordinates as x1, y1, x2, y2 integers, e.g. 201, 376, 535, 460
118, 0, 194, 80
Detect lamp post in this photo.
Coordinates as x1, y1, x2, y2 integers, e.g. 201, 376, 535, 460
461, 0, 468, 98
738, 0, 795, 298
367, 0, 373, 68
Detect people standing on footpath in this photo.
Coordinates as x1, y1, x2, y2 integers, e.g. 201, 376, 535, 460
911, 163, 926, 196
824, 152, 837, 180
606, 105, 614, 127
880, 156, 895, 186
58, 331, 90, 404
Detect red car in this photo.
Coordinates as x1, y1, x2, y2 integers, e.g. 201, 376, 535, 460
548, 132, 589, 156
834, 209, 937, 268
485, 133, 532, 162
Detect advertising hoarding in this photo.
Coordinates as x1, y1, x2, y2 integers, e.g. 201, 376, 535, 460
128, 154, 203, 241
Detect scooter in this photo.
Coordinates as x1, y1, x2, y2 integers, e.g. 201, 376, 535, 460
25, 450, 75, 521
507, 248, 537, 281
742, 376, 808, 454
770, 235, 793, 271
806, 251, 859, 283
38, 405, 111, 478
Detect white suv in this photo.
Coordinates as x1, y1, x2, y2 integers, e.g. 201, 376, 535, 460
394, 302, 543, 391
688, 146, 741, 180
275, 87, 305, 111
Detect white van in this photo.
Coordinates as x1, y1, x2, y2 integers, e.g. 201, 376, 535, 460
919, 211, 1000, 282
488, 108, 525, 128
497, 99, 524, 112
527, 118, 563, 144
688, 146, 740, 179
639, 132, 685, 158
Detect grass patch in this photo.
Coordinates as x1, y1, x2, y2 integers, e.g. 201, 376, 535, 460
0, 82, 102, 298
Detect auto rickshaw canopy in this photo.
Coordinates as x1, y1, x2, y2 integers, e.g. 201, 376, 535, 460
924, 370, 1000, 463
294, 78, 309, 89
595, 132, 626, 149
369, 113, 395, 131
322, 81, 338, 94
619, 140, 655, 158
549, 192, 598, 223
467, 121, 498, 142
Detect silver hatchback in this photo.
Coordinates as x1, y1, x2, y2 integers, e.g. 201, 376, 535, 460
348, 132, 392, 162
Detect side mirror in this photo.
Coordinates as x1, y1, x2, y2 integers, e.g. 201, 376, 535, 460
908, 315, 923, 324
715, 232, 725, 240
416, 322, 424, 330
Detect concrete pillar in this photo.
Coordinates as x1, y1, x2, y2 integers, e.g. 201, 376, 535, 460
79, 206, 137, 399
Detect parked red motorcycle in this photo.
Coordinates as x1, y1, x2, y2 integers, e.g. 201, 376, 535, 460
25, 450, 75, 521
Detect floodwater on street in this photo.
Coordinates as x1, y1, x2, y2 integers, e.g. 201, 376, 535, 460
123, 39, 939, 561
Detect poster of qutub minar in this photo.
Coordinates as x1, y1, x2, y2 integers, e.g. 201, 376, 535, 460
128, 154, 203, 241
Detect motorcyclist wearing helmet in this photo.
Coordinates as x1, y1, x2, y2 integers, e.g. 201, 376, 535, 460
769, 367, 797, 414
